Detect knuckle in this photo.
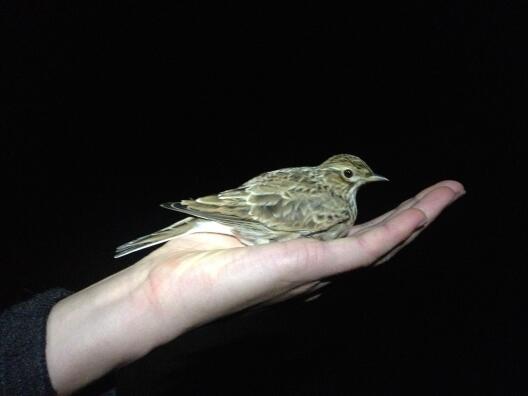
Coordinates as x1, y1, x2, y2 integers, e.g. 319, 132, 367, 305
279, 239, 324, 282
355, 233, 381, 261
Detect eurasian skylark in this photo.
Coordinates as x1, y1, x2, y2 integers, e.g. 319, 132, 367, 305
115, 154, 387, 258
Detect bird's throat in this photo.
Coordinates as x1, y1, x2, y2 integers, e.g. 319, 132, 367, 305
347, 184, 362, 221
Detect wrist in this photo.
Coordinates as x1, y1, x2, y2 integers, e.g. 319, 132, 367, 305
45, 258, 165, 394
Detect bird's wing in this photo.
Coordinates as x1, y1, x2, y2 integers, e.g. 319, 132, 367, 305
161, 173, 351, 233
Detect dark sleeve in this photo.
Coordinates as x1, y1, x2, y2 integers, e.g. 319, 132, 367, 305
0, 288, 72, 396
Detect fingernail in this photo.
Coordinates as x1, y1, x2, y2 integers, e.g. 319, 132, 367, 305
450, 189, 466, 204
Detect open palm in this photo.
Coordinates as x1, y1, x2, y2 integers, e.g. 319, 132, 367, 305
133, 180, 464, 340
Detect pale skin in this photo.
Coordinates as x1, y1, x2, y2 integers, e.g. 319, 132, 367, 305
46, 180, 465, 394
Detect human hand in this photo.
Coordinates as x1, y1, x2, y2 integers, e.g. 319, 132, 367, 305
46, 180, 464, 394
132, 180, 465, 342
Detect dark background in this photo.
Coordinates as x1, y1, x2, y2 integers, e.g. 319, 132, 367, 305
2, 1, 526, 394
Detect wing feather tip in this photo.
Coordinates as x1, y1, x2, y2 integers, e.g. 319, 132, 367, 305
160, 202, 184, 210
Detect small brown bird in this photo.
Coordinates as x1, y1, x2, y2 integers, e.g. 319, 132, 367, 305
115, 154, 387, 258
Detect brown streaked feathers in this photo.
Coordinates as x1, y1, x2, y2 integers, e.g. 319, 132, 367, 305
115, 154, 386, 258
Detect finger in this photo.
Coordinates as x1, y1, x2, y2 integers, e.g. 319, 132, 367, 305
304, 293, 323, 302
348, 196, 419, 235
370, 185, 459, 231
412, 185, 462, 223
304, 208, 427, 281
350, 180, 464, 235
349, 180, 464, 236
374, 229, 421, 266
374, 185, 465, 266
417, 180, 465, 199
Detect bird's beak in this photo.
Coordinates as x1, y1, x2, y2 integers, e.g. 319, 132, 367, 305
367, 174, 389, 183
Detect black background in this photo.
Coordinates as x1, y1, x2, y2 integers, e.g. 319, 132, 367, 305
2, 1, 526, 394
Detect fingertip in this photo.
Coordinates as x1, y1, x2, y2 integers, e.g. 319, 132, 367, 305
436, 180, 466, 196
434, 185, 459, 201
416, 187, 459, 215
416, 180, 465, 200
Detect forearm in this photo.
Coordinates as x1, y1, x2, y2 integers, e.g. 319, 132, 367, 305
45, 258, 171, 395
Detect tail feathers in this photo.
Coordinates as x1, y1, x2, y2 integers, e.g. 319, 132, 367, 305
115, 217, 196, 258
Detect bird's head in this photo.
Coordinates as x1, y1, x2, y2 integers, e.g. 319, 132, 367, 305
320, 153, 388, 200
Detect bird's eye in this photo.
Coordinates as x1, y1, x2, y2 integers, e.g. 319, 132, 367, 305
343, 169, 354, 178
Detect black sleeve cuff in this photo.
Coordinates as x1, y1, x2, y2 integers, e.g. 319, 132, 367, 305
0, 288, 73, 396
